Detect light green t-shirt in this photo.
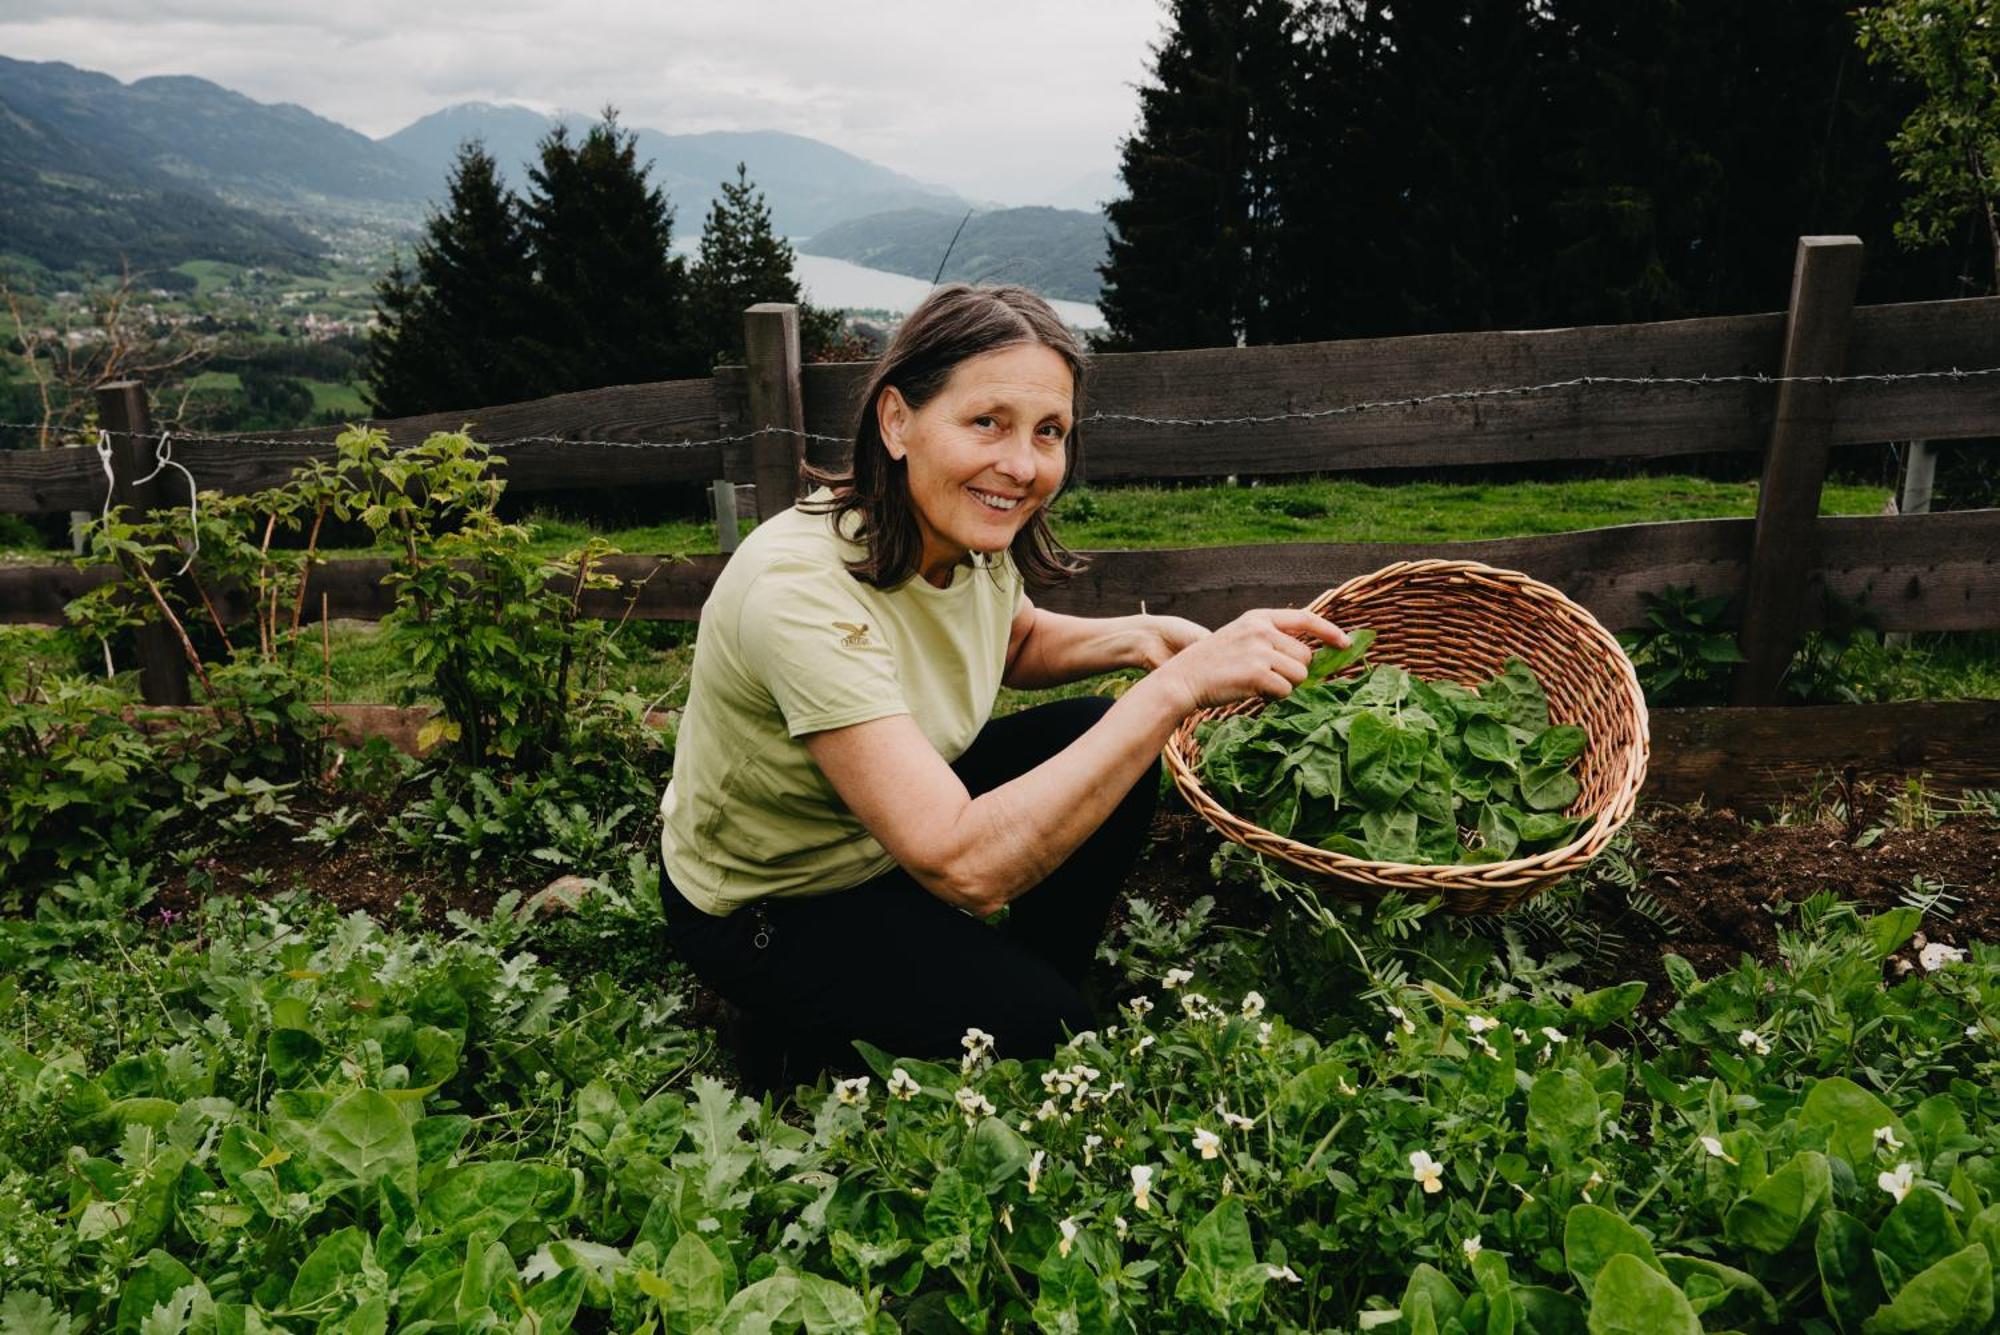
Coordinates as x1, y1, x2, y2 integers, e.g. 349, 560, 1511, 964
659, 488, 1023, 916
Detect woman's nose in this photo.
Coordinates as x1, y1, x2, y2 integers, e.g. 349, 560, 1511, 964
994, 430, 1038, 482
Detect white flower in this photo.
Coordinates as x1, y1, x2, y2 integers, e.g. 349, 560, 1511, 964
1267, 1264, 1303, 1283
1540, 1026, 1568, 1045
1084, 1134, 1102, 1166
998, 1202, 1013, 1233
887, 1068, 920, 1101
833, 1076, 870, 1107
1462, 1235, 1482, 1261
962, 1027, 995, 1057
1513, 1027, 1530, 1042
1128, 996, 1155, 1018
1133, 1033, 1157, 1055
1388, 1004, 1417, 1035
954, 1086, 996, 1125
1114, 1215, 1129, 1240
1880, 1162, 1915, 1202
1470, 1034, 1497, 1058
1256, 1020, 1274, 1049
1920, 942, 1967, 972
1700, 1135, 1737, 1165
1131, 1163, 1156, 1211
1027, 1149, 1046, 1195
1409, 1150, 1445, 1194
1036, 1098, 1061, 1123
1969, 1024, 1983, 1041
1241, 990, 1266, 1019
1467, 1014, 1500, 1035
1066, 1030, 1098, 1049
1220, 1106, 1257, 1132
1338, 1076, 1358, 1097
1737, 1029, 1772, 1056
1162, 968, 1194, 990
1180, 990, 1217, 1019
1193, 1127, 1223, 1159
1874, 1125, 1904, 1154
1056, 1216, 1080, 1257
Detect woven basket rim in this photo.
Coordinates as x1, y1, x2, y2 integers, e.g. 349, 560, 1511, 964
1163, 558, 1650, 891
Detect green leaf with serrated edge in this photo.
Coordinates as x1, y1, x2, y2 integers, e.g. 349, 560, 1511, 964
1861, 1245, 1994, 1335
1801, 1077, 1910, 1170
1724, 1151, 1831, 1255
1565, 1205, 1665, 1299
1818, 1210, 1887, 1335
1585, 1253, 1701, 1335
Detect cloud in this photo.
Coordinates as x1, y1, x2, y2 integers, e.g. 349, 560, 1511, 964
0, 0, 1163, 204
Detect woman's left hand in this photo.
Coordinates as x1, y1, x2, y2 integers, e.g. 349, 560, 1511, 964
1132, 614, 1211, 670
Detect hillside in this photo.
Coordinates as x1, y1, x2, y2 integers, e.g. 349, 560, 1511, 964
799, 206, 1108, 303
0, 86, 320, 274
382, 108, 968, 239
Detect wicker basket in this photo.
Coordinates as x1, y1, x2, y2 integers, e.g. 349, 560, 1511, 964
1164, 559, 1650, 915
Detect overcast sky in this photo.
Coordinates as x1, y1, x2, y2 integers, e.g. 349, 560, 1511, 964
0, 1, 1166, 206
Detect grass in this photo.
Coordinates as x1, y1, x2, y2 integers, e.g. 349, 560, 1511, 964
303, 378, 370, 417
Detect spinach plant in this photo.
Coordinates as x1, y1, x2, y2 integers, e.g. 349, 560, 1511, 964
1197, 630, 1588, 865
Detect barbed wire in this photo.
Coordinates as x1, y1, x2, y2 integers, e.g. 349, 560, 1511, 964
1, 362, 1997, 452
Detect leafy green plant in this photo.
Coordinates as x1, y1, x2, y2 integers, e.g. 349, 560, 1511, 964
1197, 630, 1588, 865
1617, 585, 1746, 705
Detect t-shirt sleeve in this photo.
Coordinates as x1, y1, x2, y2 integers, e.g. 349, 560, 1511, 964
735, 559, 911, 738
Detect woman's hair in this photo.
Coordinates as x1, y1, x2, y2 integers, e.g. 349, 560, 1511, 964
800, 283, 1089, 589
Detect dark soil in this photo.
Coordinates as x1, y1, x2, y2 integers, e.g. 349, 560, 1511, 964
150, 789, 1999, 1013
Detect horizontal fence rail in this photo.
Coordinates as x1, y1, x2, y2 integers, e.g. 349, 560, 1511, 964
6, 509, 1992, 633
6, 296, 2000, 513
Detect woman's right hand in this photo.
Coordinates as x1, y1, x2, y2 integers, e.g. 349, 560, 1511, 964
1151, 608, 1352, 714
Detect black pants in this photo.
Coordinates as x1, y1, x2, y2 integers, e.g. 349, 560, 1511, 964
661, 696, 1158, 1088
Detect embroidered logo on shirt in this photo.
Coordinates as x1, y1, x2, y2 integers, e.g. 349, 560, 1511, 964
833, 620, 872, 647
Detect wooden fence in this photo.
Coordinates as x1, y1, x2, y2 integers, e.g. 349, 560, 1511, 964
2, 240, 1996, 728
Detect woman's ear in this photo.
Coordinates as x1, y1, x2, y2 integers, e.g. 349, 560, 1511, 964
877, 386, 910, 461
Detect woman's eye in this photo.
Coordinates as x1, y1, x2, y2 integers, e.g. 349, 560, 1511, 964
973, 415, 998, 429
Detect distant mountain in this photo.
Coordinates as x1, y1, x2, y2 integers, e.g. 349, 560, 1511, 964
800, 206, 1109, 304
1047, 168, 1123, 214
0, 82, 319, 274
0, 56, 432, 217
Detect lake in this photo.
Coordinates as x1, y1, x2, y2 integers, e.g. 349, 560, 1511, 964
792, 252, 1106, 330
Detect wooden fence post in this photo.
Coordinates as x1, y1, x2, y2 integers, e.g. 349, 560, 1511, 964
1730, 236, 1864, 706
712, 478, 741, 554
96, 380, 191, 706
742, 303, 805, 521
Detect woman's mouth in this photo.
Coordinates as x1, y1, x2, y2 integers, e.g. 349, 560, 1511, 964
968, 486, 1024, 513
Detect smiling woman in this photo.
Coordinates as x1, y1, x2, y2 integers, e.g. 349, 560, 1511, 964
656, 284, 1350, 1092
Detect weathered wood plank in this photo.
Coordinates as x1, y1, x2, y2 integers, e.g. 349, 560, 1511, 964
744, 305, 806, 519
1734, 237, 1865, 704
6, 510, 1992, 631
1643, 700, 2000, 806
798, 297, 2000, 480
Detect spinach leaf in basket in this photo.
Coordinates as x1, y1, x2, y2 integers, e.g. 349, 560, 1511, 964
1193, 632, 1591, 866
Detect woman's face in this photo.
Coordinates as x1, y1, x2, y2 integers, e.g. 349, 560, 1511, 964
878, 341, 1074, 586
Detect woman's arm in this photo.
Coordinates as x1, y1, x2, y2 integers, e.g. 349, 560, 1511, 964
1001, 595, 1210, 689
807, 606, 1349, 916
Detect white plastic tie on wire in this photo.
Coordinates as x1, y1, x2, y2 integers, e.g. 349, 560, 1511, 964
95, 427, 116, 529
131, 430, 200, 577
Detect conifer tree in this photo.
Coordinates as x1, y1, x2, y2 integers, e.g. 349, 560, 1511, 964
363, 141, 542, 416
1098, 0, 1295, 351
523, 110, 702, 389
688, 163, 851, 365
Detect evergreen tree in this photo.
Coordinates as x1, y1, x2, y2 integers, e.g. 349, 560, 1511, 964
1098, 0, 1296, 350
363, 142, 542, 417
523, 110, 702, 390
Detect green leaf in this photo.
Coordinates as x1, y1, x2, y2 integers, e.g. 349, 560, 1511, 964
1877, 1189, 1965, 1281
266, 1028, 323, 1082
1529, 725, 1588, 764
290, 1226, 369, 1308
309, 1089, 418, 1197
1818, 1211, 1887, 1335
1564, 1205, 1665, 1299
1800, 1076, 1909, 1169
1568, 983, 1646, 1030
1585, 1253, 1701, 1335
1515, 1285, 1589, 1335
1529, 1069, 1602, 1167
1660, 1253, 1778, 1327
1306, 628, 1376, 682
1520, 765, 1581, 812
1349, 712, 1426, 809
1398, 1264, 1464, 1330
1723, 1150, 1831, 1255
1861, 908, 1923, 962
1173, 1196, 1268, 1324
115, 1252, 197, 1335
920, 1168, 990, 1268
660, 1233, 729, 1335
1861, 1245, 1994, 1335
1464, 717, 1520, 765
958, 1116, 1030, 1192
1034, 1241, 1114, 1335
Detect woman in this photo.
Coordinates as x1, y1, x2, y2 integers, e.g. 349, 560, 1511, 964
659, 284, 1347, 1089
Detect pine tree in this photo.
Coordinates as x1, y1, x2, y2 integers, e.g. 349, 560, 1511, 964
523, 110, 702, 390
689, 163, 802, 365
1098, 0, 1296, 351
363, 141, 542, 417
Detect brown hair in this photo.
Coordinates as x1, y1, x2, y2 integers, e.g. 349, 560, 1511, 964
800, 283, 1089, 590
